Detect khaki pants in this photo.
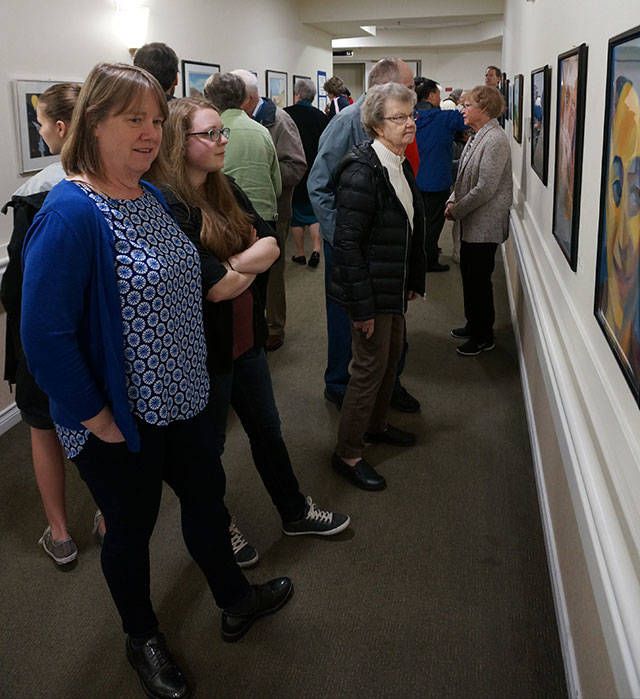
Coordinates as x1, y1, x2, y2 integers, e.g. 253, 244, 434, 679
336, 313, 405, 459
266, 218, 290, 338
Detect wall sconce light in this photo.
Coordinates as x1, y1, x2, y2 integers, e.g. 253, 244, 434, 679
115, 1, 150, 57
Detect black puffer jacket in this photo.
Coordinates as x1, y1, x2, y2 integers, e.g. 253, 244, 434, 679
328, 142, 426, 321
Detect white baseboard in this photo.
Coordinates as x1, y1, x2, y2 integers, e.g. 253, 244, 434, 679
0, 401, 21, 436
501, 239, 581, 698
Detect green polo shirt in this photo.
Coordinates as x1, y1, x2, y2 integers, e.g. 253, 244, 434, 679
220, 109, 282, 221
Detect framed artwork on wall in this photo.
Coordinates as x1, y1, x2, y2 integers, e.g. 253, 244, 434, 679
292, 74, 311, 98
266, 70, 287, 109
594, 24, 640, 405
508, 82, 514, 121
14, 80, 61, 174
182, 60, 220, 98
317, 70, 327, 112
513, 74, 524, 143
530, 65, 552, 185
504, 78, 510, 120
552, 44, 588, 271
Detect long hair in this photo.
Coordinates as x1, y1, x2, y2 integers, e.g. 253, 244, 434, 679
151, 97, 253, 259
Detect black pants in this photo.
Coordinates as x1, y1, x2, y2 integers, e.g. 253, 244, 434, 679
460, 240, 498, 343
73, 412, 250, 637
421, 189, 450, 267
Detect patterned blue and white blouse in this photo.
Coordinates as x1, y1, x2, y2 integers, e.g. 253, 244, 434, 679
56, 184, 209, 458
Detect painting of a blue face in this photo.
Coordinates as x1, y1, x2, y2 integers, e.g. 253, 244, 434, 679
531, 71, 546, 177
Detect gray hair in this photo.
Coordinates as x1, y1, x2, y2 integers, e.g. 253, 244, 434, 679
368, 57, 404, 88
360, 83, 416, 139
294, 78, 315, 101
204, 72, 247, 112
231, 69, 259, 96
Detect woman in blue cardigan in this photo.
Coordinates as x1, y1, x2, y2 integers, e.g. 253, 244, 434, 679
21, 63, 292, 699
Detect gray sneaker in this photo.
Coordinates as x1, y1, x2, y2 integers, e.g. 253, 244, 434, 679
282, 495, 351, 536
229, 521, 259, 568
38, 526, 78, 565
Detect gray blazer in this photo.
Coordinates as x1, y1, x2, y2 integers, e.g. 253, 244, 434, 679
448, 119, 512, 244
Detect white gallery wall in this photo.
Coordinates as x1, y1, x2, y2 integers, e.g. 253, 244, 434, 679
502, 0, 640, 695
0, 0, 332, 259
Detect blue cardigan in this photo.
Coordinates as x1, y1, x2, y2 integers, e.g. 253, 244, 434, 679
21, 179, 173, 452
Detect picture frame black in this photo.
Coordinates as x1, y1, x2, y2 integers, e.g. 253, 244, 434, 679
292, 74, 311, 98
594, 24, 640, 406
513, 74, 524, 143
181, 60, 220, 98
504, 78, 510, 120
530, 65, 551, 185
551, 44, 588, 271
266, 69, 288, 109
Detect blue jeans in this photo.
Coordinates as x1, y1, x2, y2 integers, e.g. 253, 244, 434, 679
324, 240, 407, 395
208, 347, 306, 523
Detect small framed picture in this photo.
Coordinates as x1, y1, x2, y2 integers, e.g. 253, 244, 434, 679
513, 74, 524, 144
292, 74, 311, 98
530, 65, 551, 185
266, 70, 288, 109
317, 70, 327, 112
181, 60, 220, 98
14, 80, 61, 174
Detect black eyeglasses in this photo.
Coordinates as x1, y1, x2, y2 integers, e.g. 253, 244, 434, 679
187, 127, 230, 142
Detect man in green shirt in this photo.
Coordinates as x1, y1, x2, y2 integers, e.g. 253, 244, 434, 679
204, 72, 281, 223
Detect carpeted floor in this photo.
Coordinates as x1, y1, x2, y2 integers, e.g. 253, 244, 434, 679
0, 228, 567, 698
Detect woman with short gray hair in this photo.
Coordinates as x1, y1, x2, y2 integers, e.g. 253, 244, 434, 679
328, 83, 425, 491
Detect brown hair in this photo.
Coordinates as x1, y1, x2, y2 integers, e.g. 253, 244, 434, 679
38, 83, 82, 124
468, 85, 505, 119
323, 76, 346, 96
149, 97, 253, 260
61, 62, 168, 178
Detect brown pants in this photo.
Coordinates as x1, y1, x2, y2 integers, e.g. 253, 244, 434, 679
266, 218, 290, 338
336, 313, 405, 459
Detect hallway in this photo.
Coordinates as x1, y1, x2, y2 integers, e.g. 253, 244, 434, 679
0, 232, 566, 697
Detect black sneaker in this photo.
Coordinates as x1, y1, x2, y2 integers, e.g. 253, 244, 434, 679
456, 339, 495, 356
450, 326, 471, 339
221, 577, 293, 642
364, 424, 417, 447
229, 521, 259, 568
390, 385, 420, 413
282, 496, 350, 536
126, 633, 191, 699
324, 387, 344, 409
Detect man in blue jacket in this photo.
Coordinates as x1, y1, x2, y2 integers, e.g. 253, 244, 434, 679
414, 77, 467, 272
307, 57, 421, 413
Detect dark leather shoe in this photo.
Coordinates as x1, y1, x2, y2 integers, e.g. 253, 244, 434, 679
265, 334, 284, 352
324, 387, 344, 409
126, 633, 190, 699
390, 385, 421, 413
331, 453, 386, 491
364, 424, 416, 447
291, 255, 306, 265
221, 577, 293, 642
426, 262, 450, 272
308, 251, 320, 267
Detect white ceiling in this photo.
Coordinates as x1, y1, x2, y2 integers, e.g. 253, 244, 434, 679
297, 0, 504, 51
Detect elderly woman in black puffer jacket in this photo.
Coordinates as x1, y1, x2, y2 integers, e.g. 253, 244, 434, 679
329, 82, 426, 492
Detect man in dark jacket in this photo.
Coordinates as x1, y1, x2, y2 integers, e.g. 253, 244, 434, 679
414, 77, 466, 271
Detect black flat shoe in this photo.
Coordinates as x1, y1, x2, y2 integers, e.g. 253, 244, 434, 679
291, 255, 306, 265
364, 424, 416, 447
126, 633, 191, 699
308, 251, 320, 267
221, 577, 293, 642
331, 453, 386, 491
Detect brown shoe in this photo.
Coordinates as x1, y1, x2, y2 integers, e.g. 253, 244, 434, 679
265, 335, 284, 352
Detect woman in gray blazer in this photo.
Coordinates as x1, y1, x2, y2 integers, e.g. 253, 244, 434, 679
445, 86, 512, 356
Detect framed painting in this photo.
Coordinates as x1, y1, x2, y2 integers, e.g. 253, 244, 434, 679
594, 24, 640, 404
317, 70, 327, 112
14, 80, 61, 174
182, 60, 220, 98
530, 65, 551, 185
509, 81, 514, 121
552, 44, 588, 270
266, 70, 287, 109
504, 78, 510, 120
292, 74, 311, 98
513, 74, 524, 143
